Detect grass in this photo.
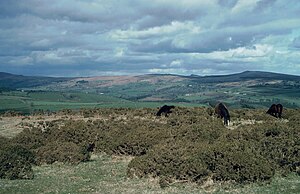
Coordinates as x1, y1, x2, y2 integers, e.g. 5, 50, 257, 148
198, 174, 300, 194
0, 91, 132, 113
0, 153, 299, 194
0, 154, 201, 194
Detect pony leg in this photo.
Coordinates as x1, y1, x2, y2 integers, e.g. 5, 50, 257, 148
224, 117, 227, 126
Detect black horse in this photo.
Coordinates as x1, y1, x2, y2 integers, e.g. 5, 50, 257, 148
86, 142, 95, 152
156, 105, 175, 117
215, 103, 230, 126
266, 104, 283, 118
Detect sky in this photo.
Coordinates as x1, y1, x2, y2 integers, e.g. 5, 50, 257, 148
0, 0, 300, 77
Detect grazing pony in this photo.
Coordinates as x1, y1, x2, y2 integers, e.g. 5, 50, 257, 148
156, 105, 175, 117
86, 142, 95, 152
266, 104, 283, 118
215, 103, 230, 126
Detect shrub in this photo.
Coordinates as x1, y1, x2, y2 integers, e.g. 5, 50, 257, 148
35, 141, 90, 165
0, 136, 9, 148
127, 107, 300, 185
93, 120, 163, 155
260, 127, 300, 174
200, 141, 275, 183
12, 128, 46, 150
0, 144, 35, 180
46, 120, 99, 146
5, 107, 300, 185
128, 139, 275, 184
128, 140, 211, 183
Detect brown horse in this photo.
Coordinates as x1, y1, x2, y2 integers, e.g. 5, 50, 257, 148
266, 104, 283, 118
215, 103, 230, 126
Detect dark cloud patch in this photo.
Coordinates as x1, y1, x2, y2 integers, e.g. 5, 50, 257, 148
0, 0, 29, 18
291, 37, 300, 49
218, 0, 238, 8
255, 0, 277, 12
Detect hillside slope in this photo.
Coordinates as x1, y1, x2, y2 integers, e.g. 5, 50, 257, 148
1, 71, 300, 110
189, 71, 300, 83
1, 71, 300, 90
0, 72, 71, 89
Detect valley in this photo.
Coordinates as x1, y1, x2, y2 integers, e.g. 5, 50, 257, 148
1, 71, 300, 113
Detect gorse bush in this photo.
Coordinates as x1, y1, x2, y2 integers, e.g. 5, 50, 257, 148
200, 141, 275, 183
12, 128, 46, 150
2, 107, 300, 184
0, 135, 8, 146
35, 141, 90, 165
125, 107, 299, 184
127, 140, 211, 183
45, 120, 99, 147
128, 139, 274, 184
0, 137, 35, 180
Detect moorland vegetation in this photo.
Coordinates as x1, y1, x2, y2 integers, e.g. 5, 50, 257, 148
0, 107, 299, 188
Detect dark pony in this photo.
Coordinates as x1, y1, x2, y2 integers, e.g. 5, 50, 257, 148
156, 105, 175, 117
215, 103, 230, 126
86, 142, 95, 152
266, 104, 283, 118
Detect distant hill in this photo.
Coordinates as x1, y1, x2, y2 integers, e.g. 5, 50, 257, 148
1, 71, 300, 110
68, 71, 300, 88
0, 72, 71, 89
1, 70, 300, 90
188, 71, 300, 83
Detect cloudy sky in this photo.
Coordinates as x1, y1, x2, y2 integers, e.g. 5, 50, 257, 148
0, 0, 300, 77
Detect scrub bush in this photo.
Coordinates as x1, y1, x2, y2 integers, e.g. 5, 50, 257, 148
0, 143, 35, 180
35, 141, 90, 165
127, 107, 299, 185
12, 128, 46, 150
5, 107, 300, 184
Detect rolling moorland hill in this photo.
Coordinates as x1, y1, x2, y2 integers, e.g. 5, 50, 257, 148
1, 71, 300, 113
1, 71, 300, 90
0, 72, 71, 89
189, 70, 300, 83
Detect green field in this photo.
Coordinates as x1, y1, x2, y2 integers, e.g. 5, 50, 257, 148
0, 90, 207, 114
2, 70, 300, 113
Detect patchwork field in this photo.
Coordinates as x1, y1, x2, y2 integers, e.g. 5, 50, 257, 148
1, 71, 300, 114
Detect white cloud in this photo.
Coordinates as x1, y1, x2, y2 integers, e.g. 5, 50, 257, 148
1, 0, 300, 76
231, 44, 273, 58
114, 47, 126, 57
111, 21, 201, 40
169, 60, 184, 67
231, 0, 260, 14
30, 39, 52, 48
8, 56, 34, 66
